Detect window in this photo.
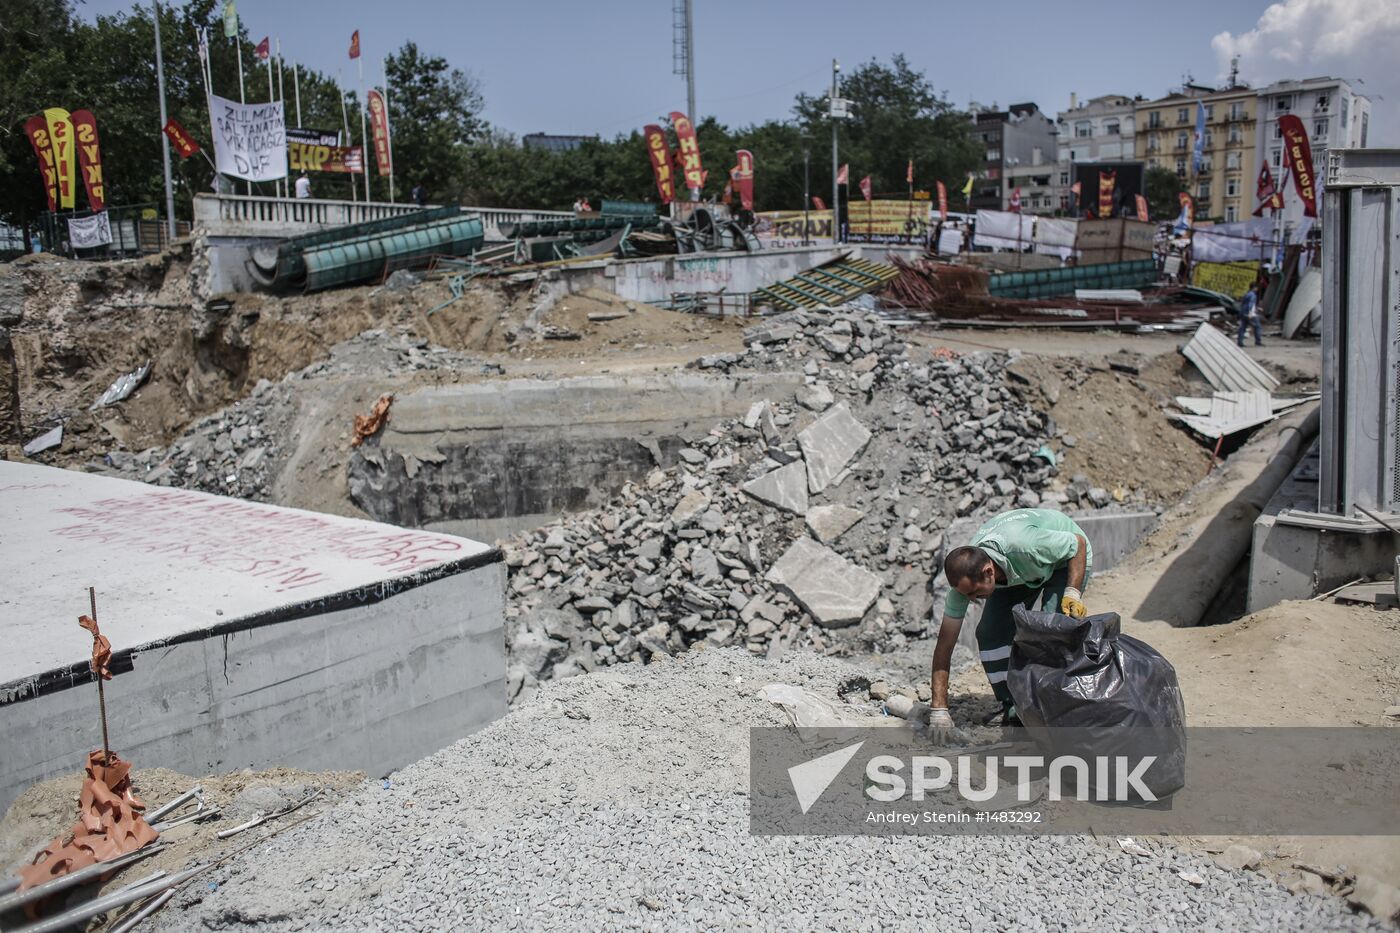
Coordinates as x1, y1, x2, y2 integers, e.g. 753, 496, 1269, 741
1226, 151, 1241, 169
1104, 120, 1120, 136
1276, 95, 1292, 112
1226, 205, 1238, 222
1075, 121, 1092, 138
986, 149, 1001, 161
1203, 129, 1213, 148
1205, 104, 1215, 119
1059, 171, 1069, 185
1198, 180, 1211, 199
1272, 149, 1282, 168
1274, 123, 1284, 139
1177, 107, 1189, 123
1226, 179, 1239, 197
1230, 102, 1246, 120
1314, 118, 1328, 138
1149, 111, 1162, 129
1228, 125, 1242, 144
1342, 97, 1349, 129
1177, 131, 1189, 149
1315, 93, 1330, 112
1147, 134, 1160, 152
1176, 159, 1187, 177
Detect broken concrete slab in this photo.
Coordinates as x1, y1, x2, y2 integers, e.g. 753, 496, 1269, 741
741, 461, 809, 515
765, 537, 881, 627
797, 402, 872, 493
797, 383, 834, 412
804, 504, 864, 544
670, 489, 709, 525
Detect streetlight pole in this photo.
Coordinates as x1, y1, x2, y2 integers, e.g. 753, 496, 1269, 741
830, 59, 840, 244
802, 135, 811, 246
153, 1, 176, 241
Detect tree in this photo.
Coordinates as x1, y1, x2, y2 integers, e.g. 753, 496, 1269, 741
383, 42, 484, 199
1145, 166, 1182, 221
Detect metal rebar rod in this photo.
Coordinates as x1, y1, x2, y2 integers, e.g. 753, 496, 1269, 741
8, 866, 203, 933
107, 887, 176, 933
151, 807, 220, 833
0, 844, 165, 914
145, 786, 204, 824
88, 586, 111, 766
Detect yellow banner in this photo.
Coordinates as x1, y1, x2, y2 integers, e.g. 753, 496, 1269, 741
1191, 261, 1258, 298
43, 107, 76, 209
753, 209, 834, 247
845, 199, 931, 242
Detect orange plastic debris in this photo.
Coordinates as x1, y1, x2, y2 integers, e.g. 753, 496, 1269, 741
17, 750, 159, 892
77, 614, 112, 680
351, 394, 393, 448
931, 347, 960, 360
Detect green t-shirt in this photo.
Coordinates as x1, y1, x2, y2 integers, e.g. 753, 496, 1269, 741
943, 508, 1093, 619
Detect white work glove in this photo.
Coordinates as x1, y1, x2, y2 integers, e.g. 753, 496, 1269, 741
928, 708, 955, 744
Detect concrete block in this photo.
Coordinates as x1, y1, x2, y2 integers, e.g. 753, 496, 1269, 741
741, 461, 809, 515
0, 461, 505, 815
797, 403, 872, 494
766, 537, 881, 627
805, 505, 865, 544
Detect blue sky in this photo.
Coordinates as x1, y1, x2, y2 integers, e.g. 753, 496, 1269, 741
75, 0, 1396, 143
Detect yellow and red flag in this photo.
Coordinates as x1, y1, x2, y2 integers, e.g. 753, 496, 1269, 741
731, 149, 754, 210
367, 90, 392, 177
642, 124, 675, 204
23, 115, 58, 211
1278, 115, 1316, 218
668, 111, 703, 193
163, 117, 201, 160
1098, 169, 1116, 218
43, 107, 77, 209
70, 109, 105, 211
936, 180, 947, 220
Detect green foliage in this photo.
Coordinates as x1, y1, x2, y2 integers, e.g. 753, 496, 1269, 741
1145, 165, 1182, 221
0, 5, 978, 223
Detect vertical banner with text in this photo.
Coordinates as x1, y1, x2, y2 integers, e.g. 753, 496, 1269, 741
643, 125, 675, 204
1277, 114, 1317, 218
367, 90, 392, 177
732, 149, 754, 211
43, 107, 77, 209
669, 111, 704, 197
69, 109, 105, 212
936, 181, 948, 220
1098, 170, 1116, 219
24, 116, 58, 212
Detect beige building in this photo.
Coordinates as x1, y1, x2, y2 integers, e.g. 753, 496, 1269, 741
1135, 83, 1258, 223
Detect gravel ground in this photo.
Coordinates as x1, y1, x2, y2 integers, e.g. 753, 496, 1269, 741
147, 649, 1378, 932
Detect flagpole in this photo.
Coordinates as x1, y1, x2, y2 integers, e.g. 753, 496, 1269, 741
338, 70, 356, 203
293, 62, 302, 126
382, 56, 395, 203
358, 54, 371, 202
152, 1, 176, 241
235, 34, 250, 195
265, 48, 278, 197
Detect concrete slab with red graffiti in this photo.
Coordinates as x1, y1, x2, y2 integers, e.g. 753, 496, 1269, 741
0, 461, 505, 812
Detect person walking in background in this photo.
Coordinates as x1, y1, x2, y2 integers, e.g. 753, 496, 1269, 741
1236, 282, 1262, 347
411, 183, 428, 207
294, 173, 311, 199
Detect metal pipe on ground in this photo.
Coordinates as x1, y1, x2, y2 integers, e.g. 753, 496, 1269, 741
0, 844, 166, 914
7, 865, 203, 933
1134, 405, 1320, 627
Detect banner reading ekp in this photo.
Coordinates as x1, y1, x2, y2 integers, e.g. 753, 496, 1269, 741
753, 209, 834, 248
287, 127, 363, 174
210, 93, 286, 182
845, 199, 932, 243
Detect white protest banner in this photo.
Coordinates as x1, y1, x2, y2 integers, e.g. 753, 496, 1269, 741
209, 93, 287, 182
68, 211, 112, 249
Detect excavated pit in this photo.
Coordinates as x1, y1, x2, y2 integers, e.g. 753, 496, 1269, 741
347, 371, 805, 542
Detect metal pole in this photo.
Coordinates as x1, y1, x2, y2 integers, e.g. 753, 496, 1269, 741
293, 62, 302, 126
803, 144, 811, 246
152, 2, 176, 241
88, 587, 111, 765
684, 0, 696, 124
830, 59, 839, 245
382, 56, 395, 203
236, 35, 250, 195
358, 56, 371, 202
266, 52, 278, 198
338, 72, 356, 202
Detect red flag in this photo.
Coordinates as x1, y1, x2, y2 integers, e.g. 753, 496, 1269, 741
1134, 193, 1149, 222
367, 89, 392, 176
1278, 114, 1317, 218
70, 109, 105, 211
642, 124, 675, 204
348, 29, 360, 59
163, 117, 200, 160
668, 111, 704, 193
1070, 181, 1082, 196
906, 159, 914, 184
1255, 162, 1275, 201
23, 115, 58, 212
858, 175, 872, 201
1009, 187, 1022, 212
731, 149, 754, 211
811, 196, 826, 210
836, 163, 848, 185
936, 180, 948, 220
255, 36, 269, 60
1097, 170, 1116, 219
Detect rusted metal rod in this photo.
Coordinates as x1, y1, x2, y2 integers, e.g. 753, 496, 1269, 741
88, 586, 111, 766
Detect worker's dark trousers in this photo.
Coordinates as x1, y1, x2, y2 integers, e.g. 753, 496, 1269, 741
975, 565, 1076, 715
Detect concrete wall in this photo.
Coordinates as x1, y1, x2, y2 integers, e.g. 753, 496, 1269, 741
0, 461, 506, 813
349, 371, 805, 542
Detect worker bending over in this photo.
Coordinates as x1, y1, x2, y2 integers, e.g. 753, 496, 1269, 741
928, 508, 1093, 737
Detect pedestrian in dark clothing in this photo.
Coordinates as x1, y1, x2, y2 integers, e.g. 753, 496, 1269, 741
411, 183, 428, 207
1236, 283, 1263, 347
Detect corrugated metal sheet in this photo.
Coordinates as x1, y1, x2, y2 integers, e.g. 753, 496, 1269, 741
752, 257, 899, 311
1180, 322, 1280, 394
1174, 391, 1316, 440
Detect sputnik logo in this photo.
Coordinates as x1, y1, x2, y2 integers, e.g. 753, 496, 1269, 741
787, 741, 864, 814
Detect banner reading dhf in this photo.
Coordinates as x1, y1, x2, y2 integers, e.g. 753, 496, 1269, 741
643, 124, 675, 204
70, 109, 105, 212
1277, 115, 1317, 218
210, 93, 287, 181
367, 90, 392, 178
43, 108, 77, 209
669, 111, 704, 196
23, 116, 58, 212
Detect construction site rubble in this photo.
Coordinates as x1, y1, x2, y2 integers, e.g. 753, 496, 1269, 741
500, 309, 1125, 702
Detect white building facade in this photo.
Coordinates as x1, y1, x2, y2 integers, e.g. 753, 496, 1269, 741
1056, 94, 1138, 212
1254, 76, 1370, 234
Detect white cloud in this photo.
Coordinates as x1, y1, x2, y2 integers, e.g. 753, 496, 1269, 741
1212, 0, 1400, 144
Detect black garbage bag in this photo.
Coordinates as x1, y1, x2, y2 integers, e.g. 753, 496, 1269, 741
1007, 607, 1186, 800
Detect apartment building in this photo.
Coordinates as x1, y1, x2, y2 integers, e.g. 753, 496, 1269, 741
966, 102, 1059, 213
1134, 83, 1257, 223
1056, 93, 1138, 212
